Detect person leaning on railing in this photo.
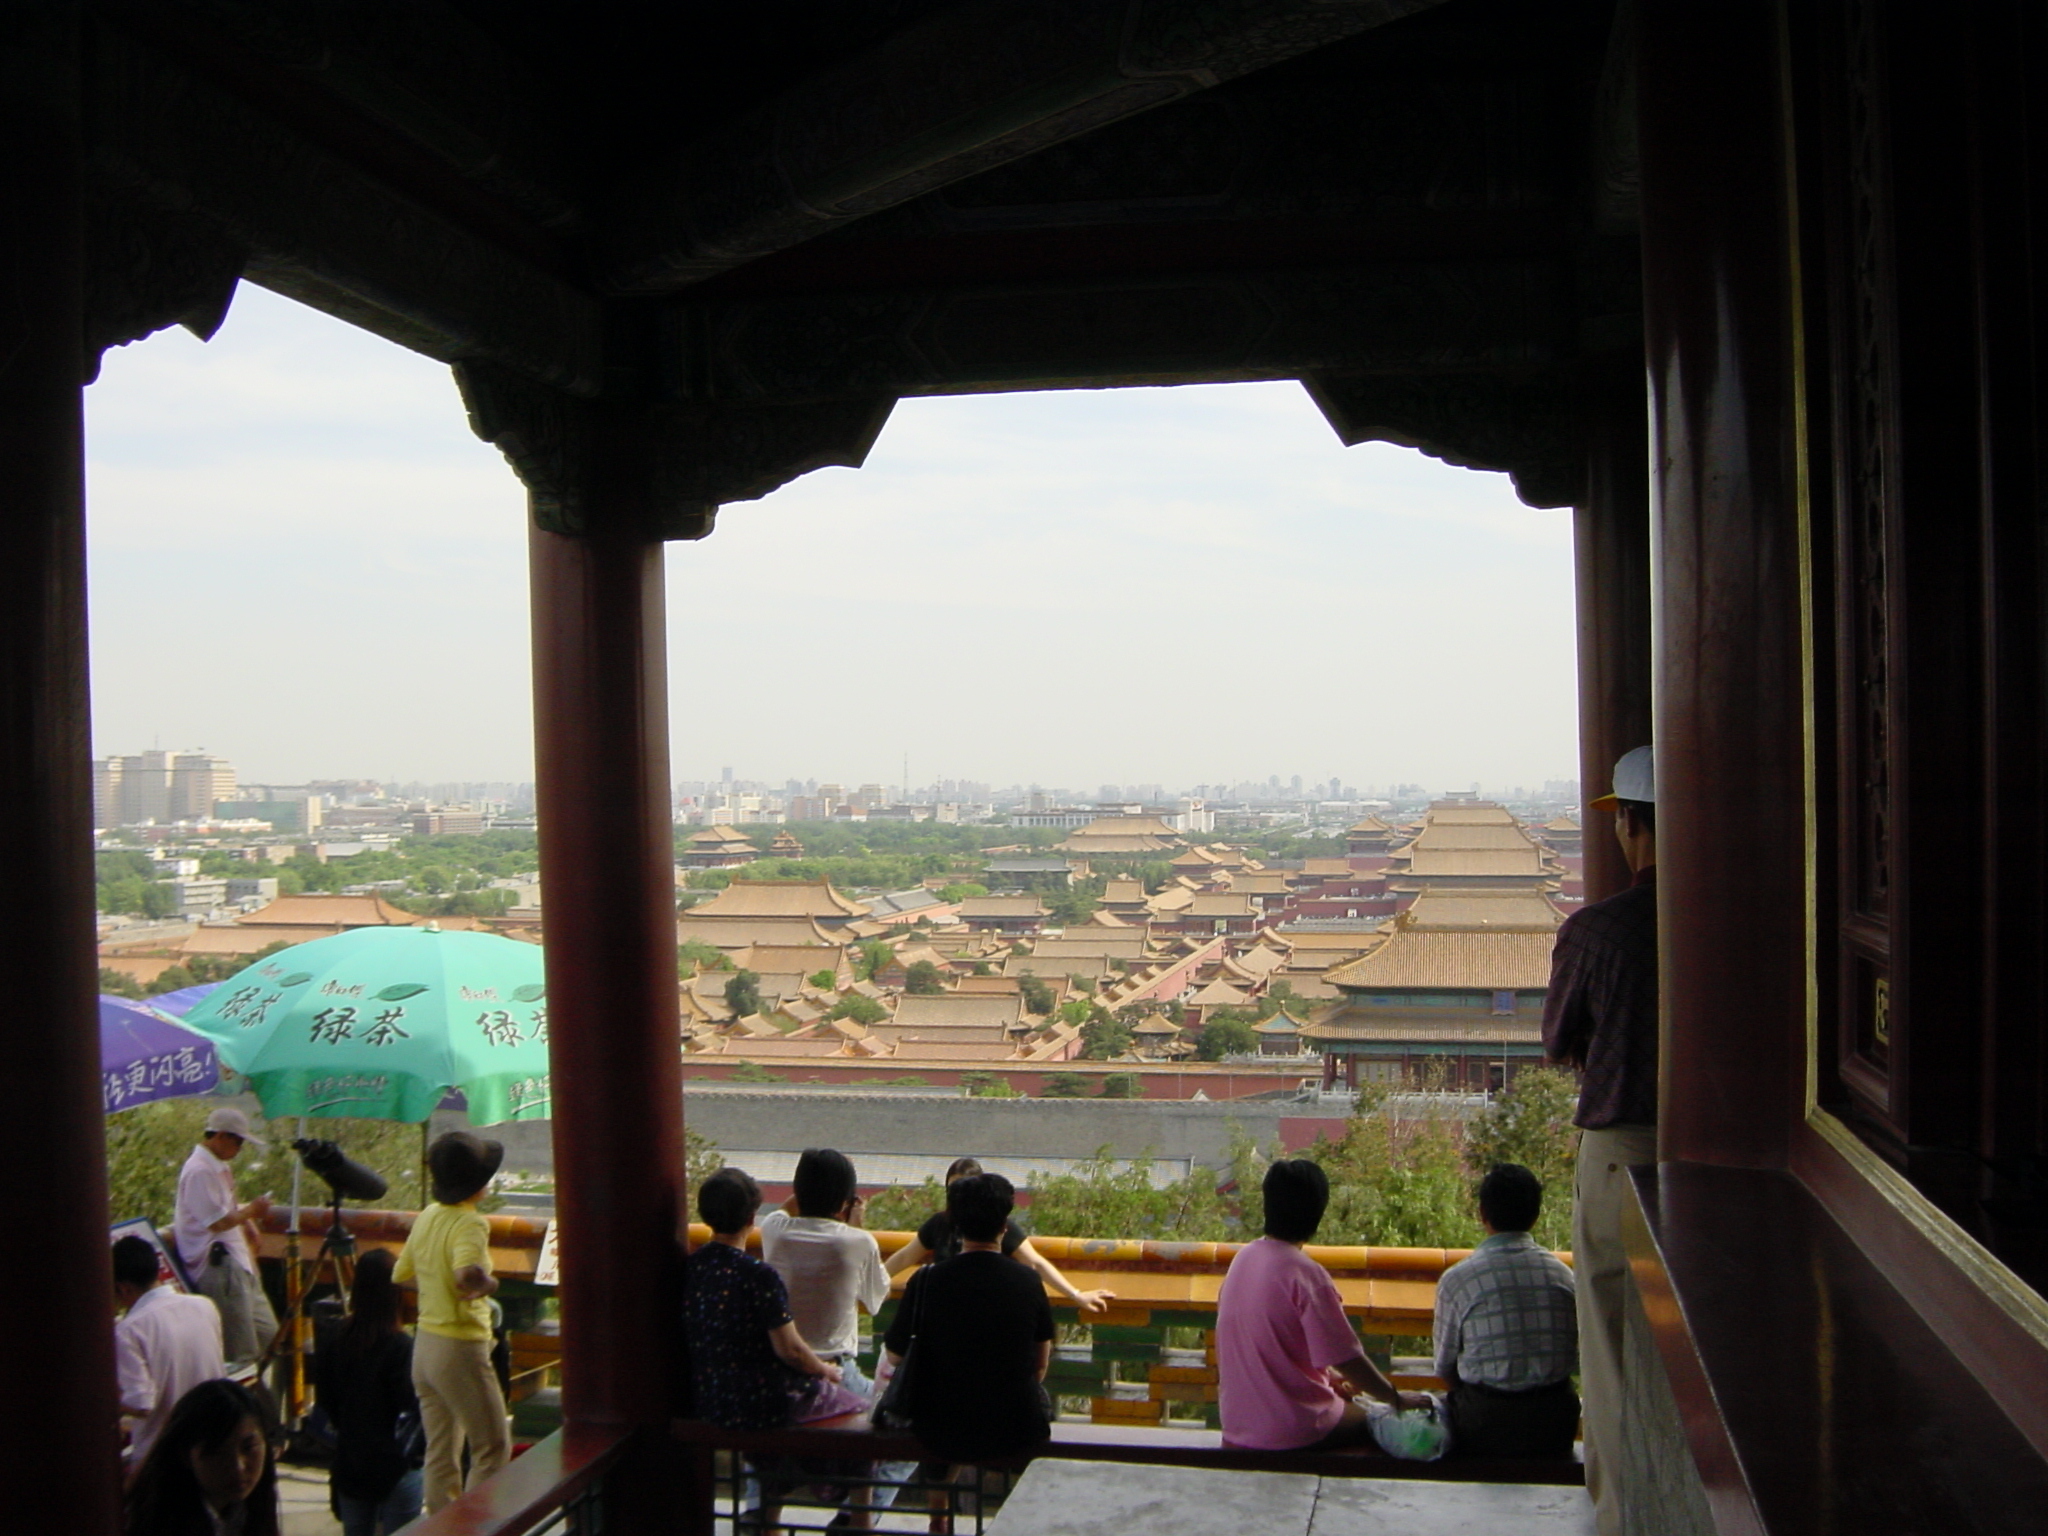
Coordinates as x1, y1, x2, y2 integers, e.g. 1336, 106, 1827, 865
882, 1156, 1117, 1315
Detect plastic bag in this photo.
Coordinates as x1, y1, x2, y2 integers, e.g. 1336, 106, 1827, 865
1367, 1396, 1451, 1461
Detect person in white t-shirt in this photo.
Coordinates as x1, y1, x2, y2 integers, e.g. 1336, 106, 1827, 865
172, 1106, 277, 1369
113, 1234, 225, 1471
757, 1148, 890, 1395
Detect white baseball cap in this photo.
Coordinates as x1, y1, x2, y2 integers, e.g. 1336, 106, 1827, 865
1589, 745, 1655, 810
202, 1106, 267, 1149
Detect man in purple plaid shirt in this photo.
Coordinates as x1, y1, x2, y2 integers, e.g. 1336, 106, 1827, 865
1542, 744, 1657, 1535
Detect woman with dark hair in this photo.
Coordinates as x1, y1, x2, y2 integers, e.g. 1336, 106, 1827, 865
124, 1378, 280, 1536
882, 1157, 1115, 1314
685, 1167, 870, 1534
1215, 1159, 1429, 1450
315, 1247, 423, 1536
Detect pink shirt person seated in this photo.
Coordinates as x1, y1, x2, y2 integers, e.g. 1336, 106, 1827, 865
1216, 1159, 1430, 1450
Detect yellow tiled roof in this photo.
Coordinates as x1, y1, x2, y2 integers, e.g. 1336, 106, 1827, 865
690, 878, 868, 919
1324, 930, 1556, 990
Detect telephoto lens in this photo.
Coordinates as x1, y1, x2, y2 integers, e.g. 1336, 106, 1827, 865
291, 1137, 389, 1203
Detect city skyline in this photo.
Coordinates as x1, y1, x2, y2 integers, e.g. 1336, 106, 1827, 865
85, 283, 1580, 789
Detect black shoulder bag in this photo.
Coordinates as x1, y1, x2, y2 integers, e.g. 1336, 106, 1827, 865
871, 1272, 924, 1431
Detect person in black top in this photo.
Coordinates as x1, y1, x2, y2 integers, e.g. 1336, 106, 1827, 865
883, 1173, 1054, 1534
884, 1157, 1115, 1315
315, 1247, 422, 1536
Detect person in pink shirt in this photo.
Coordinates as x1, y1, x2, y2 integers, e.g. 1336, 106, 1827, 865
1216, 1160, 1431, 1449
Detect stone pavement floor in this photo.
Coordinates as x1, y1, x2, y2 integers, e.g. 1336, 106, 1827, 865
981, 1459, 1598, 1536
277, 1462, 343, 1536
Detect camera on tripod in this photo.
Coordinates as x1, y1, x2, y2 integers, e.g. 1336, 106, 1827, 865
291, 1137, 389, 1204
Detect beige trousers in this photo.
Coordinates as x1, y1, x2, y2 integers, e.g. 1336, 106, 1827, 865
413, 1329, 511, 1512
1573, 1123, 1658, 1536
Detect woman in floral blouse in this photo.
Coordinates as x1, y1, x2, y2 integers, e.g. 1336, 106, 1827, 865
684, 1167, 868, 1531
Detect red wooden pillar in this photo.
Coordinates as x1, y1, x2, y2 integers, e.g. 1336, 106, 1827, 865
1637, 1, 1805, 1167
0, 9, 123, 1530
0, 9, 121, 1531
528, 522, 684, 1500
1574, 366, 1653, 905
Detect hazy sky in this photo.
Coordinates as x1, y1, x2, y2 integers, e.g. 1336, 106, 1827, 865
84, 282, 1579, 795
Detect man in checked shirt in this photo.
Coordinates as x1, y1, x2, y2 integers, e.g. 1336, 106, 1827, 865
1433, 1164, 1578, 1458
1542, 744, 1658, 1531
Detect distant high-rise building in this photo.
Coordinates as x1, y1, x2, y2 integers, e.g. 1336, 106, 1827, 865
92, 757, 123, 830
95, 748, 236, 827
170, 754, 236, 820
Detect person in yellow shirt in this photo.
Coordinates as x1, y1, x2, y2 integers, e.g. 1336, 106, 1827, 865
393, 1132, 510, 1512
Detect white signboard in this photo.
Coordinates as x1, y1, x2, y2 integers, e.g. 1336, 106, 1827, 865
533, 1219, 559, 1287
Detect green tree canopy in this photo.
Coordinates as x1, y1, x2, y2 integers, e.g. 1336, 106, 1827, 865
1461, 1065, 1581, 1251
99, 968, 150, 1001
1081, 1014, 1134, 1060
723, 970, 762, 1018
678, 938, 732, 973
1195, 1012, 1259, 1060
1040, 1072, 1090, 1098
1018, 973, 1055, 1016
959, 1071, 1020, 1099
828, 993, 888, 1025
903, 960, 945, 995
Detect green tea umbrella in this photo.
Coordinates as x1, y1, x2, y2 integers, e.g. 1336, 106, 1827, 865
179, 926, 550, 1124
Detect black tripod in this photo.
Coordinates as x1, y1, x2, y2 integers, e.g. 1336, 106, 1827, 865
258, 1191, 358, 1380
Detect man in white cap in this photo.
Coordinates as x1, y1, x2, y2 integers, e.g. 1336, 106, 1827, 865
1541, 744, 1657, 1535
172, 1106, 277, 1369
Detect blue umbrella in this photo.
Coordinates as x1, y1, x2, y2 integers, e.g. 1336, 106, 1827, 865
147, 981, 221, 1018
100, 995, 221, 1114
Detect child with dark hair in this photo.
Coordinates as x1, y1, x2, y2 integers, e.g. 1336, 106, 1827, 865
124, 1378, 279, 1536
883, 1173, 1056, 1533
1215, 1160, 1429, 1450
1433, 1163, 1579, 1458
316, 1247, 423, 1534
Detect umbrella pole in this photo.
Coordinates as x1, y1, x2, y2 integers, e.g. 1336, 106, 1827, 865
286, 1117, 306, 1422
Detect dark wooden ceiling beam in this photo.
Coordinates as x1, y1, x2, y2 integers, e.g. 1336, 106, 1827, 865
97, 0, 577, 234
690, 208, 1568, 302
667, 256, 1572, 404
87, 22, 604, 394
598, 0, 1451, 295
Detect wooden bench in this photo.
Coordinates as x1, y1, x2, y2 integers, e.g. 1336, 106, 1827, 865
670, 1414, 1585, 1489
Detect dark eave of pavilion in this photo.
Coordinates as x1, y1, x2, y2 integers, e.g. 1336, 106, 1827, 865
80, 0, 1635, 533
